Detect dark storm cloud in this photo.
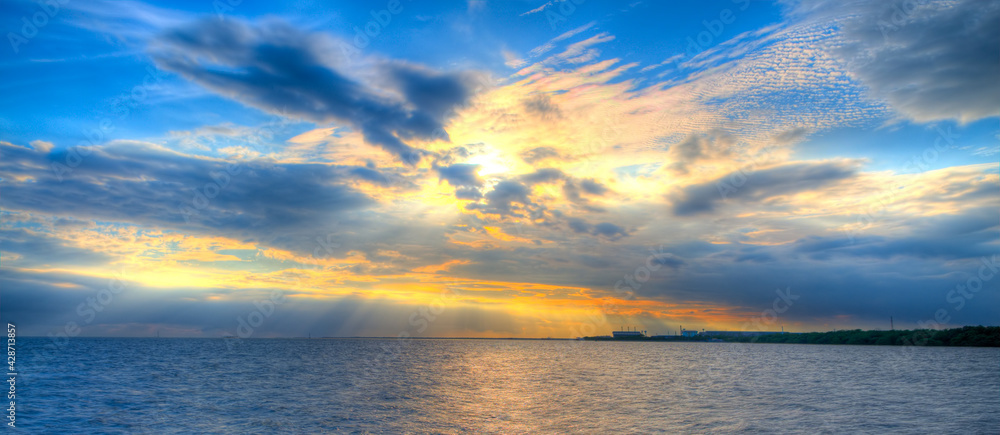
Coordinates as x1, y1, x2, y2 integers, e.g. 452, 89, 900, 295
151, 19, 484, 164
671, 161, 859, 216
823, 0, 1000, 123
0, 141, 382, 256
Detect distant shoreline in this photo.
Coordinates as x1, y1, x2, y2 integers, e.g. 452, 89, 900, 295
16, 326, 1000, 347
584, 326, 1000, 347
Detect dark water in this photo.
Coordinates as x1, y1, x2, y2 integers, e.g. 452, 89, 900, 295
12, 338, 999, 433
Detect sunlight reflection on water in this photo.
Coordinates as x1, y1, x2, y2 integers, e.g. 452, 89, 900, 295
17, 338, 1000, 433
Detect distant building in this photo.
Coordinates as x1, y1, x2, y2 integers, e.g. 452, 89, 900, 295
681, 329, 700, 337
611, 326, 646, 338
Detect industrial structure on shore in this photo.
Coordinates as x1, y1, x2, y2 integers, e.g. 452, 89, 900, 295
611, 326, 646, 339
584, 326, 791, 341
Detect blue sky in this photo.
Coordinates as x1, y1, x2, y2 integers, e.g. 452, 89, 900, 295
1, 0, 998, 338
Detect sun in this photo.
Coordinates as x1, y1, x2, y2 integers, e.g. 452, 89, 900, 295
465, 148, 514, 177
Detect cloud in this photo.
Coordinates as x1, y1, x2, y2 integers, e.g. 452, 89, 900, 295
452, 166, 617, 233
771, 127, 810, 145
522, 93, 563, 119
520, 1, 553, 16
630, 249, 1000, 328
520, 146, 562, 164
639, 53, 684, 73
579, 178, 609, 195
467, 180, 535, 217
150, 19, 485, 164
734, 251, 776, 263
565, 218, 629, 240
455, 187, 484, 200
6, 1, 1000, 336
0, 267, 532, 338
795, 206, 999, 261
561, 178, 609, 211
349, 167, 391, 185
436, 163, 484, 188
666, 130, 735, 174
0, 140, 378, 256
524, 21, 597, 59
0, 228, 114, 268
592, 222, 628, 239
567, 217, 591, 233
795, 234, 996, 261
520, 168, 565, 185
516, 31, 616, 75
671, 161, 859, 216
821, 0, 1000, 123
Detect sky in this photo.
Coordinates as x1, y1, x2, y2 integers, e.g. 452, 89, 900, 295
1, 0, 997, 339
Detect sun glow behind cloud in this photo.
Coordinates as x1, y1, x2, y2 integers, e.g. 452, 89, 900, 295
0, 0, 997, 338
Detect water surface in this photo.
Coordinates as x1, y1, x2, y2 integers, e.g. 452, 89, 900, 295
16, 338, 999, 433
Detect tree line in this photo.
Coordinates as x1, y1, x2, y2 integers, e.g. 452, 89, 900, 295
721, 326, 1000, 347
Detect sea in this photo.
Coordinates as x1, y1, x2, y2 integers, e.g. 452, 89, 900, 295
12, 337, 1000, 433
